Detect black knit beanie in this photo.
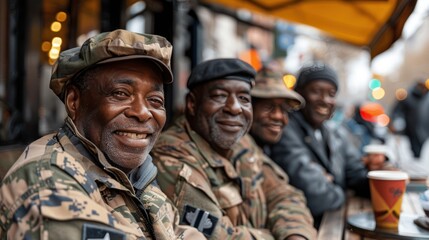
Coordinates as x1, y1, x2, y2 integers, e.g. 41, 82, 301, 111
295, 62, 338, 91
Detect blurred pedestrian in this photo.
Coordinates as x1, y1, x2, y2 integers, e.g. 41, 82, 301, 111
266, 62, 392, 228
343, 103, 387, 154
0, 29, 205, 239
152, 59, 317, 239
390, 80, 429, 158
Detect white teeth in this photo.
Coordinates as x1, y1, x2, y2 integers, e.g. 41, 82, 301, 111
268, 126, 281, 131
315, 106, 329, 115
117, 132, 147, 139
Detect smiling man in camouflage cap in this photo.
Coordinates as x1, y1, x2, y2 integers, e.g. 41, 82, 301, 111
0, 29, 205, 239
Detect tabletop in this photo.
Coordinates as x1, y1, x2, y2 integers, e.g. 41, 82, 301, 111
318, 183, 429, 240
317, 135, 429, 240
347, 212, 429, 239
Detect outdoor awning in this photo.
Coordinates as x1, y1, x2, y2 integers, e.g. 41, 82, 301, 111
199, 0, 417, 58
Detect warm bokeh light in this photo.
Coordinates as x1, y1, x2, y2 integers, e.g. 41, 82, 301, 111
51, 37, 62, 47
50, 21, 62, 32
377, 114, 390, 127
372, 88, 385, 100
283, 74, 296, 89
425, 79, 429, 89
48, 58, 57, 65
395, 88, 408, 100
49, 48, 60, 59
41, 41, 51, 52
56, 11, 67, 22
360, 102, 385, 122
239, 49, 262, 71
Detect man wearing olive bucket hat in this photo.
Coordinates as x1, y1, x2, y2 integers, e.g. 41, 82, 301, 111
249, 67, 305, 152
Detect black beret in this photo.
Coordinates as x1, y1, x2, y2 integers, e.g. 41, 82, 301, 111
295, 62, 338, 91
187, 58, 256, 90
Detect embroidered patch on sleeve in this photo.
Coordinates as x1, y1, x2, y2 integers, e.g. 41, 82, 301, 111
82, 223, 126, 240
180, 204, 218, 237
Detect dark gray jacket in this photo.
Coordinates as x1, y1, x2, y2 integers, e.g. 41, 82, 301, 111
266, 112, 369, 222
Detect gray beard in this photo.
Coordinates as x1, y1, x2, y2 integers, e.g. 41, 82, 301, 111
208, 116, 246, 150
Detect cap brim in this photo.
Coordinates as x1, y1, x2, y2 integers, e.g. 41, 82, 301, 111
251, 89, 305, 110
98, 55, 173, 84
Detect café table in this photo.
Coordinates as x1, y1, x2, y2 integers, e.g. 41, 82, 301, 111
318, 183, 429, 240
318, 135, 429, 239
346, 183, 429, 240
347, 212, 429, 239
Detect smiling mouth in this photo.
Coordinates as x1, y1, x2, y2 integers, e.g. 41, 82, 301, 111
315, 106, 330, 116
116, 131, 149, 139
217, 121, 244, 132
266, 124, 282, 132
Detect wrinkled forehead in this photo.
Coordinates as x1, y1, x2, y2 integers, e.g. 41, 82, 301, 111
202, 78, 252, 92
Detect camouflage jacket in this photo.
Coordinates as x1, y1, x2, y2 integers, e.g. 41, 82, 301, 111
152, 116, 317, 240
0, 117, 205, 240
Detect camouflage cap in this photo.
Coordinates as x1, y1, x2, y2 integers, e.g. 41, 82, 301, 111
50, 29, 173, 101
251, 68, 305, 110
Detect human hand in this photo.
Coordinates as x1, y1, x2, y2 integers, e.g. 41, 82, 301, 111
324, 172, 334, 182
362, 153, 386, 171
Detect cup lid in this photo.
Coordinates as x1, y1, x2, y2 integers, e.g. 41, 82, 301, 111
363, 144, 388, 154
367, 170, 409, 180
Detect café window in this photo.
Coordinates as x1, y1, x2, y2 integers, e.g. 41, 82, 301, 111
39, 0, 102, 137
1, 0, 157, 145
126, 0, 147, 33
0, 0, 8, 143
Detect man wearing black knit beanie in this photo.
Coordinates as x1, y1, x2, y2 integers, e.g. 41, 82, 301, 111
264, 62, 395, 228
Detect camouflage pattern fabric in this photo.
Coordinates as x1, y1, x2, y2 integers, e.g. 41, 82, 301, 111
49, 29, 174, 101
152, 115, 317, 240
0, 117, 205, 240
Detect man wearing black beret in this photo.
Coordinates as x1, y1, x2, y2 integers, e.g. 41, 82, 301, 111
152, 58, 317, 239
266, 62, 392, 228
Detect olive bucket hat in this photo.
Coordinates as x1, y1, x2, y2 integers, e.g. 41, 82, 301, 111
50, 29, 173, 101
251, 67, 305, 110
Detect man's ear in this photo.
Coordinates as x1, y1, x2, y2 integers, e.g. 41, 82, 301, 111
186, 91, 197, 117
65, 86, 80, 120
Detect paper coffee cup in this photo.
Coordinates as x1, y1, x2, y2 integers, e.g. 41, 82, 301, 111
367, 170, 409, 228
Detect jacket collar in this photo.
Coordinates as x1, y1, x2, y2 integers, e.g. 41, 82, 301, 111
64, 117, 113, 168
62, 117, 140, 192
181, 116, 240, 179
292, 112, 333, 171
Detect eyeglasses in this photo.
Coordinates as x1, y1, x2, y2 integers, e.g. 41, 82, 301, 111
259, 102, 294, 115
